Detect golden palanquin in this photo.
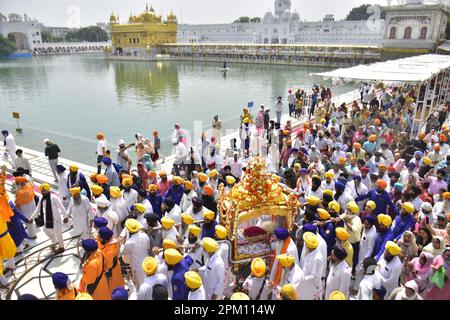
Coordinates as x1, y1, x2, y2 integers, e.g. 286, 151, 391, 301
217, 157, 299, 266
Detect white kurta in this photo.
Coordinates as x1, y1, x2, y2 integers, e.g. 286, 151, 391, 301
100, 208, 119, 237
137, 273, 169, 300
269, 238, 299, 282
122, 231, 151, 290
377, 254, 402, 298
337, 191, 354, 211
279, 264, 306, 300
141, 199, 154, 214
65, 195, 93, 239
357, 273, 378, 300
180, 190, 198, 212
201, 252, 225, 300
325, 260, 351, 300
162, 227, 179, 242
299, 247, 325, 300
164, 205, 182, 225
218, 241, 234, 298
188, 286, 206, 300
4, 133, 17, 161
184, 239, 205, 270
243, 276, 271, 300
346, 181, 368, 208
186, 206, 206, 222
30, 194, 67, 247
111, 197, 128, 224
57, 171, 69, 207
358, 226, 377, 271
300, 235, 328, 279
123, 189, 138, 210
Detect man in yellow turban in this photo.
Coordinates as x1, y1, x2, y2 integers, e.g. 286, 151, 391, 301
299, 232, 325, 300
201, 209, 218, 240
160, 216, 179, 242
121, 219, 151, 291
137, 257, 169, 300
63, 186, 94, 240
200, 237, 225, 300
108, 186, 128, 234
122, 176, 138, 211
335, 227, 354, 268
339, 200, 362, 274
185, 271, 206, 300
163, 248, 194, 300
242, 258, 271, 300
321, 171, 335, 191
180, 180, 198, 212
66, 164, 92, 200
30, 183, 67, 254
269, 253, 304, 300
372, 214, 394, 261
391, 202, 416, 242
279, 284, 298, 300
377, 241, 403, 298
164, 176, 184, 207
183, 224, 203, 270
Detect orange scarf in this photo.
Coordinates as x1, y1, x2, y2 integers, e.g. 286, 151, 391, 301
15, 183, 35, 207
272, 237, 291, 287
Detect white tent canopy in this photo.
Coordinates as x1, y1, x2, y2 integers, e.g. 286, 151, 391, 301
312, 54, 450, 84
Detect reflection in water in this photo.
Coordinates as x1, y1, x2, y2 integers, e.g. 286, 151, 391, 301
112, 61, 180, 106
0, 58, 49, 102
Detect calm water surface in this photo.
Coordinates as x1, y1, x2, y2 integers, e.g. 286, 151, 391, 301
0, 55, 354, 164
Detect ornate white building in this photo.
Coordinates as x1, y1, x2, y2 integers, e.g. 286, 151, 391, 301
177, 0, 450, 49
0, 13, 42, 50
177, 0, 384, 45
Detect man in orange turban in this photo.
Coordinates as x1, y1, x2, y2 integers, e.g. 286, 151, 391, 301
14, 176, 37, 239
354, 179, 399, 218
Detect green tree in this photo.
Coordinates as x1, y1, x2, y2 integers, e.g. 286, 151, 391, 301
65, 26, 108, 42
346, 4, 385, 21
250, 17, 261, 23
0, 34, 17, 56
41, 30, 52, 43
233, 16, 250, 23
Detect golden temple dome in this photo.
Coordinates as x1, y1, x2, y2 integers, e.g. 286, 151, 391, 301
128, 3, 161, 23
167, 10, 177, 21
110, 12, 118, 23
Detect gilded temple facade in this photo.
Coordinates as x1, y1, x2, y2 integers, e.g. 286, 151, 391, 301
110, 4, 177, 55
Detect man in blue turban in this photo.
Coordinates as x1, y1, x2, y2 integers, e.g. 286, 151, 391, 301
102, 156, 120, 187
93, 216, 108, 229
98, 227, 125, 294
79, 239, 110, 300
52, 272, 77, 300
269, 227, 299, 285
111, 286, 128, 300
18, 294, 39, 300
98, 226, 113, 242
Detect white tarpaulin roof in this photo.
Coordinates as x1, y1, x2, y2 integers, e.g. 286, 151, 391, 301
312, 54, 450, 84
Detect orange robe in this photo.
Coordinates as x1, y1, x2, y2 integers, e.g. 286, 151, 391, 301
79, 249, 111, 300
100, 239, 124, 293
0, 173, 16, 262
